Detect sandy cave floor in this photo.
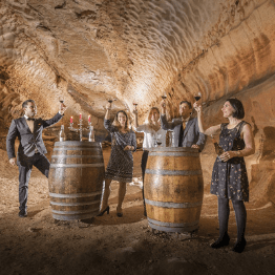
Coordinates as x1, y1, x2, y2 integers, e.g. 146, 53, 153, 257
0, 149, 275, 275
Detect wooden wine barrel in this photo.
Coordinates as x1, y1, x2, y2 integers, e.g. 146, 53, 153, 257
48, 141, 105, 221
144, 147, 204, 233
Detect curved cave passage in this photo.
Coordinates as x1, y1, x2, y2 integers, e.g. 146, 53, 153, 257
1, 0, 275, 274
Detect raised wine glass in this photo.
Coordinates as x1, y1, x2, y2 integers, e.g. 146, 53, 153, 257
59, 96, 64, 104
58, 96, 65, 121
161, 94, 167, 108
161, 94, 167, 100
194, 92, 202, 101
133, 102, 138, 112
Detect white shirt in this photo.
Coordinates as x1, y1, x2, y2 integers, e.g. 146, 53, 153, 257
135, 124, 167, 149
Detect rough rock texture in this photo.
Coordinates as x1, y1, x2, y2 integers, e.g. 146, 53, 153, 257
1, 0, 275, 205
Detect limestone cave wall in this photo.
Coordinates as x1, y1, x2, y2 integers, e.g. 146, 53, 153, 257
1, 0, 275, 206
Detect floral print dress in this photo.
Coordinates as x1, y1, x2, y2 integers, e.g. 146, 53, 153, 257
104, 119, 137, 183
211, 121, 249, 201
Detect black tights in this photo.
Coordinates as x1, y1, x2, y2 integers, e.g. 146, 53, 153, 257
218, 197, 247, 242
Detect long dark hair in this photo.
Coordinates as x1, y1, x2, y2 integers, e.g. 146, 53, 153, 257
226, 98, 245, 119
113, 110, 129, 129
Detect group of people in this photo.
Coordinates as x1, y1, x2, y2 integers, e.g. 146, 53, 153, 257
6, 96, 255, 254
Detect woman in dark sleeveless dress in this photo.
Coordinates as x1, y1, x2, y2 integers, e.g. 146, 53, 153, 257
98, 101, 136, 217
194, 99, 255, 253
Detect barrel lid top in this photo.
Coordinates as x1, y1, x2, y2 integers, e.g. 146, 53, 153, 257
148, 147, 199, 152
54, 141, 101, 147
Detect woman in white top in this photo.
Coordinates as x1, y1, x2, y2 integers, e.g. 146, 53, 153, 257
133, 107, 167, 216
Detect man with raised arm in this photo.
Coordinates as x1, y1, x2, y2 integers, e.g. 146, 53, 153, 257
6, 99, 66, 217
160, 100, 206, 150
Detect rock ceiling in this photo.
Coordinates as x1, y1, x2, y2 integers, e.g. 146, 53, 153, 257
1, 0, 275, 127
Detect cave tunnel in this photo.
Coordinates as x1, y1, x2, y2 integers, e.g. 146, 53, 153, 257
0, 0, 275, 274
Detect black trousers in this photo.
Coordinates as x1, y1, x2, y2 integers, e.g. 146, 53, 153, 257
141, 150, 149, 210
18, 153, 50, 211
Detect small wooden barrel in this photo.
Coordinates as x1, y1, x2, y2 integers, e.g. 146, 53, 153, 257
144, 147, 204, 233
48, 141, 105, 221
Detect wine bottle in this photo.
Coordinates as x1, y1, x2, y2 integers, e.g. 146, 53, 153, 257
59, 125, 66, 142
88, 126, 95, 142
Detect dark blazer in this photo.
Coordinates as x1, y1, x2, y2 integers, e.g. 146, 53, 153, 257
160, 115, 206, 150
6, 113, 63, 161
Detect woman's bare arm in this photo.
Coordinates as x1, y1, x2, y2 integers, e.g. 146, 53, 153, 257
132, 108, 139, 128
238, 124, 255, 157
193, 103, 220, 136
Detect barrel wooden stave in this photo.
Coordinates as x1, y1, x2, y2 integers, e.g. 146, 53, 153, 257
145, 174, 203, 204
144, 148, 204, 233
48, 141, 105, 221
147, 154, 202, 171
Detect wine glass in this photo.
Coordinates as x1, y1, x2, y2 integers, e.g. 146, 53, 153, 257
154, 137, 162, 147
194, 92, 202, 101
58, 96, 65, 125
156, 140, 162, 147
161, 94, 167, 100
161, 94, 167, 108
59, 96, 64, 104
133, 102, 138, 113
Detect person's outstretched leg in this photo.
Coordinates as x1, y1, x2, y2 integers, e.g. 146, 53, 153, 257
98, 178, 112, 216
117, 181, 127, 217
18, 165, 32, 217
232, 199, 247, 253
211, 197, 230, 249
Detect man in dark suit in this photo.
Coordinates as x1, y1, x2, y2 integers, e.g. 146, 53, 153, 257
160, 100, 206, 150
6, 99, 66, 217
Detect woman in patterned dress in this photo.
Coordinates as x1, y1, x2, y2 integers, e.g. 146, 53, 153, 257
194, 98, 255, 253
98, 102, 137, 217
133, 107, 167, 216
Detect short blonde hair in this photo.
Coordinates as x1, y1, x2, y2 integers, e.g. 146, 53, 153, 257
146, 107, 161, 125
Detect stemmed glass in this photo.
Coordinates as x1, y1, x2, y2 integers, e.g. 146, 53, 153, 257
161, 94, 167, 100
58, 96, 65, 123
133, 102, 138, 112
161, 93, 167, 108
194, 92, 202, 101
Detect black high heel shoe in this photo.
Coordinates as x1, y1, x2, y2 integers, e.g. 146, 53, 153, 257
210, 233, 230, 249
232, 238, 246, 253
97, 206, 110, 216
116, 212, 123, 217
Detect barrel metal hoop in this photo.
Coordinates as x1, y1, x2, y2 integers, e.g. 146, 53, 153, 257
148, 218, 199, 233
50, 163, 105, 168
55, 141, 100, 147
50, 200, 101, 207
145, 199, 202, 209
145, 169, 202, 176
49, 191, 102, 198
149, 152, 199, 157
148, 147, 199, 152
52, 212, 99, 221
147, 217, 199, 231
53, 148, 102, 151
51, 208, 99, 215
51, 155, 103, 159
